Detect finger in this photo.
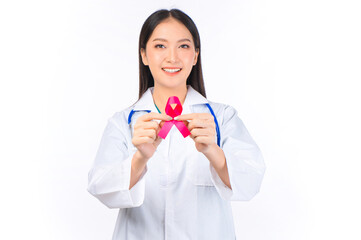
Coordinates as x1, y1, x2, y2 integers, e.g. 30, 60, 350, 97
159, 120, 166, 128
188, 119, 214, 131
188, 119, 206, 130
134, 129, 157, 140
139, 112, 172, 122
193, 136, 213, 145
156, 122, 164, 134
175, 113, 212, 121
182, 120, 189, 128
157, 120, 170, 135
132, 136, 154, 145
134, 121, 159, 130
173, 113, 196, 121
191, 128, 214, 137
153, 135, 163, 147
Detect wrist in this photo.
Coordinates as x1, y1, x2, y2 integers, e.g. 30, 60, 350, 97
132, 150, 149, 167
202, 144, 226, 170
201, 143, 219, 156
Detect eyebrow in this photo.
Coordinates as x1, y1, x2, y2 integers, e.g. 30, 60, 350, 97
152, 38, 191, 43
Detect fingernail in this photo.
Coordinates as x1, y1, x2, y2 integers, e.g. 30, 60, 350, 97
174, 116, 179, 120
167, 116, 173, 120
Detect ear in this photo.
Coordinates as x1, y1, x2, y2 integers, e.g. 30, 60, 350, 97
193, 48, 199, 66
140, 48, 149, 66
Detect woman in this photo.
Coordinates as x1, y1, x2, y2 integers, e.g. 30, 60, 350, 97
88, 8, 266, 240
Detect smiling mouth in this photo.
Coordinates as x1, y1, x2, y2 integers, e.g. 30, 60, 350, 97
162, 68, 182, 73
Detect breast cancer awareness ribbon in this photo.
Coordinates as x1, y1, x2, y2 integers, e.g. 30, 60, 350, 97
158, 96, 191, 139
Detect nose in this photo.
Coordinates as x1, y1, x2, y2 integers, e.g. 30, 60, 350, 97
166, 48, 178, 63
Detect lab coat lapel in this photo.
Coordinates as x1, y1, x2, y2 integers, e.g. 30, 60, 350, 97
182, 85, 209, 114
132, 87, 158, 113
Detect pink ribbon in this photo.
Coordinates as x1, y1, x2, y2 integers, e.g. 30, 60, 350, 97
158, 96, 191, 139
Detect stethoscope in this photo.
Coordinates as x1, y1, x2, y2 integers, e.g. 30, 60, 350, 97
127, 103, 221, 147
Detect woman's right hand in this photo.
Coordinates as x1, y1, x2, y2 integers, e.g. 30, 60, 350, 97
131, 112, 172, 160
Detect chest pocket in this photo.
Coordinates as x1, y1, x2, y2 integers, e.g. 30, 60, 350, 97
188, 151, 215, 186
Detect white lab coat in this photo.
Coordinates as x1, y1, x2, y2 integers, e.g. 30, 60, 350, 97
87, 85, 266, 240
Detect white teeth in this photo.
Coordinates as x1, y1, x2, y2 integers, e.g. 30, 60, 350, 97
163, 68, 181, 73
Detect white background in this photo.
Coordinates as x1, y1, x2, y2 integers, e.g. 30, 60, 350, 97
1, 0, 360, 239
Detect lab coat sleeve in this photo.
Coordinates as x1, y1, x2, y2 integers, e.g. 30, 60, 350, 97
87, 114, 147, 208
209, 105, 266, 201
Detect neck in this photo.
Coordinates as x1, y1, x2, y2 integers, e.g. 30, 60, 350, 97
152, 84, 188, 113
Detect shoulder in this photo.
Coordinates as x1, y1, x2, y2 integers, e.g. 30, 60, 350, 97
204, 100, 240, 126
206, 100, 237, 113
106, 106, 134, 131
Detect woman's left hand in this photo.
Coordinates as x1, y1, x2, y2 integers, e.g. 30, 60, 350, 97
174, 113, 217, 154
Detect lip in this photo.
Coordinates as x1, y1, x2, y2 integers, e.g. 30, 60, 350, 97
162, 67, 182, 76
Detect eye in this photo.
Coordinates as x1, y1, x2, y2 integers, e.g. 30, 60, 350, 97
180, 44, 190, 49
155, 44, 165, 48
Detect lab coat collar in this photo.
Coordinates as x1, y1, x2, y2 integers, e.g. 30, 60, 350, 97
132, 85, 209, 112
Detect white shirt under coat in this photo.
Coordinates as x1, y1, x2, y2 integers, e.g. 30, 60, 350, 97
87, 85, 266, 240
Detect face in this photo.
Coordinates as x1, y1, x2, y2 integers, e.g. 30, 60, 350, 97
141, 17, 199, 89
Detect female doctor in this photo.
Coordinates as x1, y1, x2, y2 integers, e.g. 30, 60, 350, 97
88, 8, 266, 240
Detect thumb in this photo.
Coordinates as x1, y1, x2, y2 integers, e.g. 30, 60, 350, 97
153, 135, 163, 148
159, 120, 166, 128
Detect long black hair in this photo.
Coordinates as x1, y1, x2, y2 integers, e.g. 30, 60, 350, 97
138, 8, 206, 99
